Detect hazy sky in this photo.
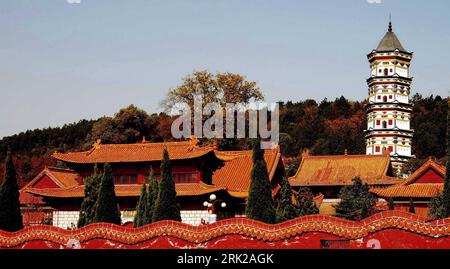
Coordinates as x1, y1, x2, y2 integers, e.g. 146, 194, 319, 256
0, 0, 449, 138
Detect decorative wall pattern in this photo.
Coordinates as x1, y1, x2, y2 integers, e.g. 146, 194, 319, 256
1, 211, 450, 249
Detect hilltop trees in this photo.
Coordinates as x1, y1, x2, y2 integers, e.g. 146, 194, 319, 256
246, 140, 276, 224
93, 163, 121, 225
152, 149, 181, 222
77, 165, 101, 228
0, 152, 23, 231
84, 105, 162, 146
334, 177, 376, 220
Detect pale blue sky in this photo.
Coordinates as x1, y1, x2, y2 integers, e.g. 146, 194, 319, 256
0, 0, 449, 138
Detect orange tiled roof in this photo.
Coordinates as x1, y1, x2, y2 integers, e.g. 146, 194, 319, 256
212, 146, 282, 192
22, 167, 79, 190
371, 159, 445, 198
371, 184, 443, 198
289, 153, 399, 187
23, 143, 283, 200
25, 182, 225, 198
52, 140, 215, 164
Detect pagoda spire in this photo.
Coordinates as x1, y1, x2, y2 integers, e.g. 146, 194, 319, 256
388, 14, 392, 32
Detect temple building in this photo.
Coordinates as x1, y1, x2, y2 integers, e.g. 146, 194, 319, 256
371, 158, 445, 218
289, 150, 399, 215
20, 139, 284, 228
365, 20, 414, 173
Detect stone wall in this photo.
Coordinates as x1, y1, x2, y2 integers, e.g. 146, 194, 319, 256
181, 210, 210, 226
52, 210, 211, 228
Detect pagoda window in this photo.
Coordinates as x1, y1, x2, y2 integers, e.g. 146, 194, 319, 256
377, 95, 381, 100
375, 146, 380, 152
388, 119, 393, 125
384, 68, 388, 76
389, 95, 393, 99
388, 146, 393, 152
382, 121, 387, 129
376, 120, 380, 125
383, 96, 388, 102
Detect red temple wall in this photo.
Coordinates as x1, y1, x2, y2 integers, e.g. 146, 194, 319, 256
3, 211, 450, 249
395, 204, 429, 218
33, 175, 60, 188
415, 169, 443, 184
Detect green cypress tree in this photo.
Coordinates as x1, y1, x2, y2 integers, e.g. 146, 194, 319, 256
443, 99, 450, 217
93, 163, 121, 225
334, 177, 375, 220
152, 149, 181, 222
145, 168, 158, 224
409, 199, 416, 214
429, 192, 446, 220
275, 178, 299, 223
246, 139, 276, 224
388, 197, 395, 210
0, 151, 23, 232
297, 187, 319, 216
78, 164, 101, 228
133, 179, 148, 227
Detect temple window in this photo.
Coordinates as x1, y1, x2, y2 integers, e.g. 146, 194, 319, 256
113, 175, 138, 185
382, 121, 387, 128
384, 68, 388, 76
174, 172, 197, 184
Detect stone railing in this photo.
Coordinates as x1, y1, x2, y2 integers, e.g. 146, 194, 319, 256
1, 211, 450, 249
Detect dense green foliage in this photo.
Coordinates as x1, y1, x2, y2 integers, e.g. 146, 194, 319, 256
409, 199, 416, 214
296, 187, 319, 216
428, 99, 450, 220
388, 197, 395, 210
334, 177, 376, 220
93, 163, 121, 225
429, 192, 446, 220
443, 100, 450, 218
275, 178, 299, 223
0, 152, 23, 231
133, 179, 148, 227
246, 140, 276, 224
78, 165, 101, 228
146, 170, 159, 224
152, 149, 181, 222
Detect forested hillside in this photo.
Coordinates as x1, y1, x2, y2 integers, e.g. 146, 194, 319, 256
0, 94, 447, 186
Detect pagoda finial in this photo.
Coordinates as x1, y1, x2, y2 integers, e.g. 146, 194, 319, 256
388, 14, 392, 32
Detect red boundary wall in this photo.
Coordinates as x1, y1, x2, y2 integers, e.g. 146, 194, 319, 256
2, 211, 450, 249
